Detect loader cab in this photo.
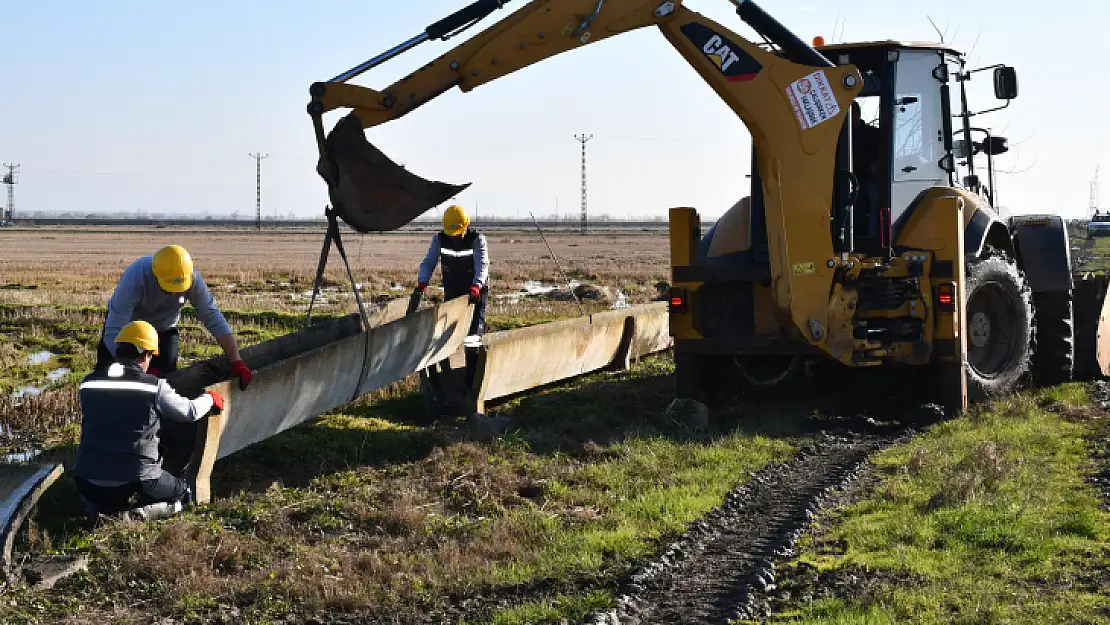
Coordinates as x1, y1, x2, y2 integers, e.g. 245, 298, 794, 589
817, 41, 965, 253
733, 42, 941, 260
816, 40, 1014, 253
702, 40, 1017, 266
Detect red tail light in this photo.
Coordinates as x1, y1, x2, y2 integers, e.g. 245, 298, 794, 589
668, 287, 687, 313
937, 283, 956, 312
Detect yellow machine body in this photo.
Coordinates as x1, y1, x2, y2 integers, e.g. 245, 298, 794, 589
305, 0, 1107, 414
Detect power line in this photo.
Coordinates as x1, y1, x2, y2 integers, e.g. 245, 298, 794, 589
3, 163, 19, 222
249, 153, 269, 231
575, 133, 592, 235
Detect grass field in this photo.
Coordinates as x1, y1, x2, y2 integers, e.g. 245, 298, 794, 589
761, 385, 1110, 624
2, 226, 1109, 623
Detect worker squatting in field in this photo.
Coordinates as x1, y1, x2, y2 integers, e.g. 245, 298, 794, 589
74, 320, 226, 520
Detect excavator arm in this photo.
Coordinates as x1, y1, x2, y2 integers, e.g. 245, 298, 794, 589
307, 0, 862, 352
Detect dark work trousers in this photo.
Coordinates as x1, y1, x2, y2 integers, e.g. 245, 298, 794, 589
95, 325, 180, 375
445, 285, 488, 390
443, 285, 488, 337
74, 470, 191, 515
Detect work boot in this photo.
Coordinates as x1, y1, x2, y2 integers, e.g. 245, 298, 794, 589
127, 500, 185, 522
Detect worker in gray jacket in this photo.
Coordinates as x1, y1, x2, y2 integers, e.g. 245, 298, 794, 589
75, 320, 225, 518
94, 244, 253, 389
416, 204, 490, 341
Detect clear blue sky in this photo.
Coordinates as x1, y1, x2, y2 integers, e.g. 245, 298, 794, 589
2, 0, 1107, 220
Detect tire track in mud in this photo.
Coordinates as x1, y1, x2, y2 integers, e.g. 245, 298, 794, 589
580, 417, 926, 625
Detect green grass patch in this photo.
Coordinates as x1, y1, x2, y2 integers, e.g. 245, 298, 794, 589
767, 384, 1110, 624
466, 592, 614, 625
1, 355, 817, 624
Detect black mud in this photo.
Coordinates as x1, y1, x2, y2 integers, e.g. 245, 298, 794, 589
1085, 381, 1110, 510
578, 424, 920, 625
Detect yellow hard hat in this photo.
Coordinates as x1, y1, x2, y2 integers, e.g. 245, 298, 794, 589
442, 205, 469, 237
152, 245, 193, 292
116, 320, 160, 355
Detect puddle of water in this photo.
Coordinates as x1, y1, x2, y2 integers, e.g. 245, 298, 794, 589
9, 367, 71, 399
1, 423, 41, 463
12, 386, 44, 398
496, 280, 583, 302
524, 279, 582, 295
290, 287, 356, 305
5, 449, 41, 463
27, 351, 53, 366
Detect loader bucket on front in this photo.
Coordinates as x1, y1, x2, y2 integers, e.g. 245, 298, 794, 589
1073, 272, 1110, 380
316, 112, 471, 233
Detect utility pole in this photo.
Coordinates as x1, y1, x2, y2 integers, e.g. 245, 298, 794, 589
575, 134, 592, 235
1091, 165, 1101, 218
3, 163, 19, 222
249, 153, 269, 230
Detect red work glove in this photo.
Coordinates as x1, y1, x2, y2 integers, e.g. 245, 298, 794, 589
205, 389, 225, 415
230, 359, 254, 390
416, 281, 428, 294
468, 284, 481, 303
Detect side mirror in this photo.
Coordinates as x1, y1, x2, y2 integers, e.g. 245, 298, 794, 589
953, 139, 972, 159
993, 66, 1018, 100
980, 136, 1009, 156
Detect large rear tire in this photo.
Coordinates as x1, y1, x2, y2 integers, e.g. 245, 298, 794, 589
964, 246, 1034, 402
1031, 290, 1075, 386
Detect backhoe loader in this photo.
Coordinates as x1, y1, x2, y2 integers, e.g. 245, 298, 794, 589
305, 0, 1110, 414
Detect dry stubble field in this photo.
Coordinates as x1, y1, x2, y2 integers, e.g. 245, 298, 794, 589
1, 226, 671, 311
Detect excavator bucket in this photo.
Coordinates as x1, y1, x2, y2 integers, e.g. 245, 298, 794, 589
1073, 272, 1110, 380
316, 112, 471, 233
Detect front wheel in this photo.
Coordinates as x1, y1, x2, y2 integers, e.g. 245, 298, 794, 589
963, 246, 1034, 402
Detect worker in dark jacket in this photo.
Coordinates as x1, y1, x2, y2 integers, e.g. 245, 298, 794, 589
75, 320, 225, 518
416, 204, 490, 342
416, 204, 490, 391
94, 244, 254, 389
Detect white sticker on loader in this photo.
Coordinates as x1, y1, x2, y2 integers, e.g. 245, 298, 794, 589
785, 70, 840, 130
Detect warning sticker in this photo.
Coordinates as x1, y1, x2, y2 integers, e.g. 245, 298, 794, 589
792, 261, 816, 276
785, 70, 840, 130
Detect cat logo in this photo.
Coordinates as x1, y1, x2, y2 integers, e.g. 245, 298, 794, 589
680, 22, 763, 82
704, 36, 740, 72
